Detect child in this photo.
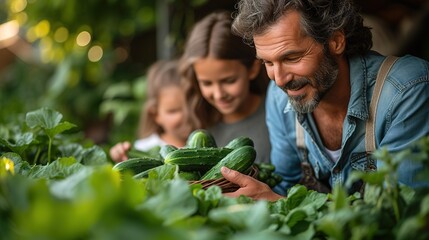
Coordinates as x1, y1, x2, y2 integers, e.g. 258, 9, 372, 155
179, 11, 271, 163
110, 60, 193, 162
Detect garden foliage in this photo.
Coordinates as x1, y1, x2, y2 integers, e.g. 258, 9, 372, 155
1, 108, 428, 239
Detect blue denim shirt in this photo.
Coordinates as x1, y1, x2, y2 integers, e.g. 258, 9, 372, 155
266, 52, 429, 196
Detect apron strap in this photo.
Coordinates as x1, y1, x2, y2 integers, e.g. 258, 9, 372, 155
365, 56, 399, 154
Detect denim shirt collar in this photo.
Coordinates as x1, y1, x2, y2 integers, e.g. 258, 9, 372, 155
347, 55, 370, 120
283, 55, 371, 121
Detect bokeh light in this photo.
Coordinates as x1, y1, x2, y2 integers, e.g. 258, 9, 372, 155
10, 0, 27, 13
54, 27, 69, 43
88, 45, 103, 62
76, 31, 91, 47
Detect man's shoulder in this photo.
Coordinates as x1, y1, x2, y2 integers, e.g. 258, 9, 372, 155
389, 55, 429, 85
363, 52, 429, 86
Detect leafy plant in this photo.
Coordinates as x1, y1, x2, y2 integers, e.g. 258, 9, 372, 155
0, 107, 107, 166
1, 108, 428, 239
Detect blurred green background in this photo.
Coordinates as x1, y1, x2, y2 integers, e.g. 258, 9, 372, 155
1, 0, 428, 148
0, 0, 238, 147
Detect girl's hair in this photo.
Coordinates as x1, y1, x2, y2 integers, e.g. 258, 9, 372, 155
179, 10, 270, 128
137, 60, 191, 138
232, 0, 372, 57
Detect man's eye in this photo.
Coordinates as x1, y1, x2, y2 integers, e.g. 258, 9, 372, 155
285, 56, 302, 63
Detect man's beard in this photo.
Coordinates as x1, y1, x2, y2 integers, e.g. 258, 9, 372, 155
283, 51, 339, 113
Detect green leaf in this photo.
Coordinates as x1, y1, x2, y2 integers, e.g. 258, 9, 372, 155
193, 186, 222, 216
141, 179, 197, 225
45, 121, 76, 138
0, 132, 34, 154
399, 184, 415, 205
59, 143, 85, 162
26, 157, 84, 180
209, 201, 271, 232
421, 195, 429, 215
99, 100, 140, 125
298, 190, 328, 211
81, 145, 108, 165
331, 184, 349, 211
346, 170, 386, 188
285, 185, 308, 210
229, 231, 286, 240
285, 208, 308, 228
316, 209, 355, 240
396, 216, 428, 240
25, 107, 63, 129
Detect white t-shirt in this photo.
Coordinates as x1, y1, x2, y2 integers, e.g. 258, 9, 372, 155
133, 133, 167, 151
325, 148, 341, 162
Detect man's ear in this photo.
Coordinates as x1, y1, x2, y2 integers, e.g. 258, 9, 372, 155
248, 59, 262, 80
328, 30, 346, 55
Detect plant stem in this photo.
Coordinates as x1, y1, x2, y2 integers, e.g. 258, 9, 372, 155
48, 137, 52, 164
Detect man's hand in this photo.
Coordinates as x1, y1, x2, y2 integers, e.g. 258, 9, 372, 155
221, 166, 284, 201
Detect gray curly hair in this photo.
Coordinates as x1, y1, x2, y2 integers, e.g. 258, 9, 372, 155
232, 0, 372, 56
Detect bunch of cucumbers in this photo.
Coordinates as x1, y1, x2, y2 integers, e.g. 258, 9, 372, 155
112, 129, 258, 181
254, 163, 283, 188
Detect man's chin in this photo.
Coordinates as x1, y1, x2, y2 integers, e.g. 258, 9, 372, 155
290, 99, 319, 113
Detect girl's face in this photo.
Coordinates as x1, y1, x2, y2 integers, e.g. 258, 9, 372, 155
155, 86, 187, 138
193, 58, 259, 120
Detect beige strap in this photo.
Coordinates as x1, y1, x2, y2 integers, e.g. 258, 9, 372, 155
365, 56, 399, 153
296, 117, 305, 149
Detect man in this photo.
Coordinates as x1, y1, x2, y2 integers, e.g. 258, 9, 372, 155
220, 0, 429, 201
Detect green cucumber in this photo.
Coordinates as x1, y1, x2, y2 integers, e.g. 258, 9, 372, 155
112, 157, 163, 174
225, 136, 254, 149
159, 144, 178, 159
186, 129, 217, 148
127, 146, 162, 160
164, 147, 233, 171
256, 162, 276, 173
200, 145, 256, 180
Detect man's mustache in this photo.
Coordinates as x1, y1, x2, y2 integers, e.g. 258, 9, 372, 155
280, 78, 311, 92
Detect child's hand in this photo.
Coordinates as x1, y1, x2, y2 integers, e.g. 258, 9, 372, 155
109, 141, 132, 162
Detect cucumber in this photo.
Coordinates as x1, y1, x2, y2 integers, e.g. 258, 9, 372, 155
159, 144, 178, 159
112, 157, 163, 174
127, 146, 162, 160
186, 129, 217, 148
225, 136, 254, 149
256, 162, 276, 173
164, 147, 233, 171
200, 145, 256, 180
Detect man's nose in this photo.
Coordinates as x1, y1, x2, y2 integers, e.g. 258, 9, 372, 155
271, 64, 293, 88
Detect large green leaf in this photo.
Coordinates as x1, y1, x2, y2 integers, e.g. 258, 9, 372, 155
209, 201, 271, 232
0, 132, 34, 154
141, 179, 198, 225
26, 107, 63, 129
